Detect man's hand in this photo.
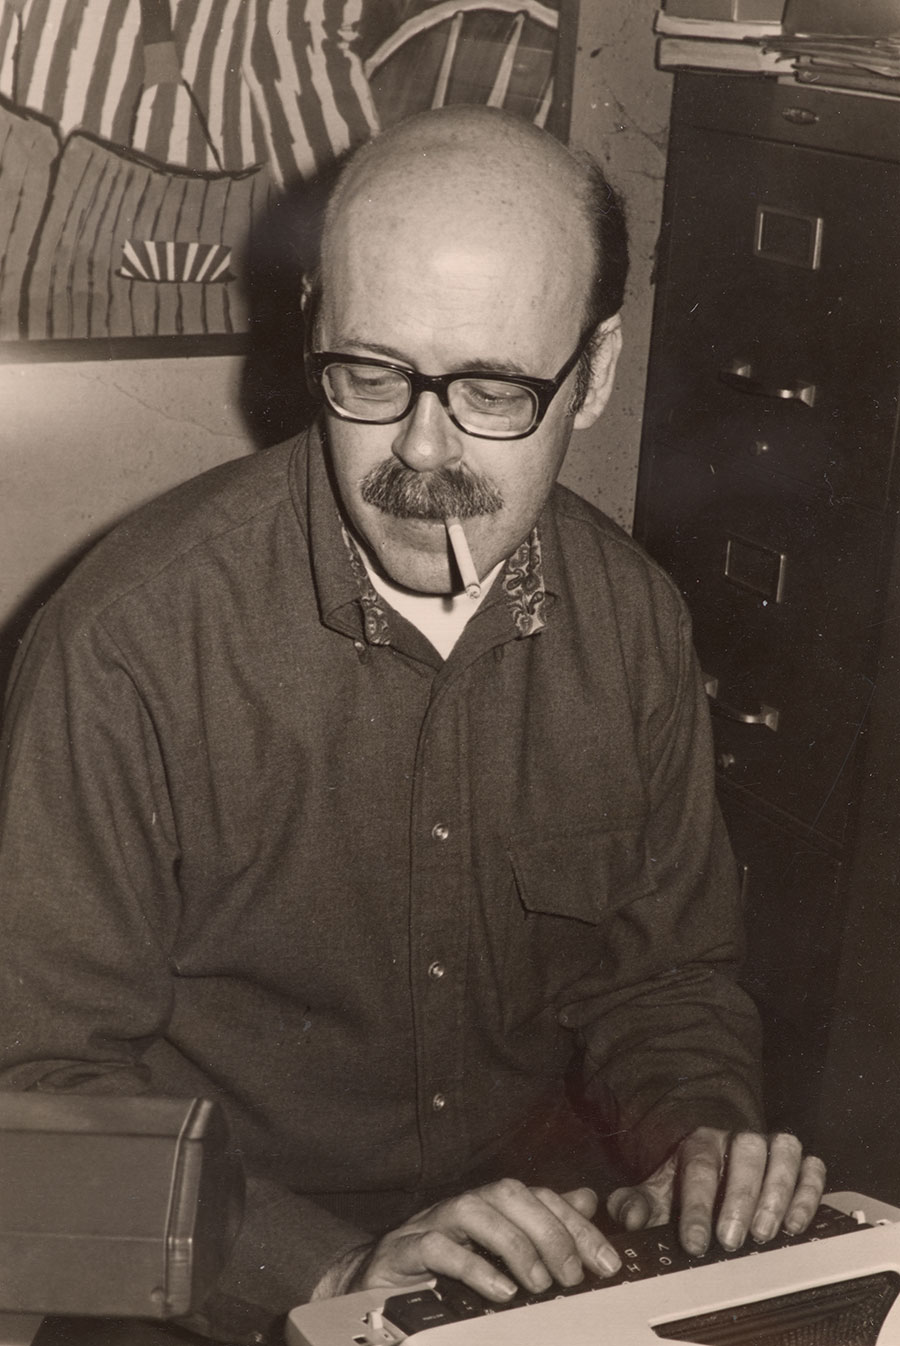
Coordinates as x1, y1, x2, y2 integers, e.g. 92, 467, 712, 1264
343, 1179, 624, 1302
607, 1127, 827, 1258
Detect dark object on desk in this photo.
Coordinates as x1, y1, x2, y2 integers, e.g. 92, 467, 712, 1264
0, 1094, 244, 1322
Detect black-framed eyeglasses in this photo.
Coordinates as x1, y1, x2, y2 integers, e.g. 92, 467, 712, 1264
305, 325, 597, 441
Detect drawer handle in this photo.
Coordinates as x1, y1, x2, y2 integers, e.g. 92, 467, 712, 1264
719, 360, 816, 407
703, 675, 780, 732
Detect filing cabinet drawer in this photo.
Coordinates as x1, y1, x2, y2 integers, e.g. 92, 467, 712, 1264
673, 72, 900, 164
722, 790, 843, 1036
645, 125, 900, 508
719, 789, 843, 1133
642, 451, 882, 839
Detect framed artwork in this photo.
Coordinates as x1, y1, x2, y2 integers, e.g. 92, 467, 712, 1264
0, 0, 570, 361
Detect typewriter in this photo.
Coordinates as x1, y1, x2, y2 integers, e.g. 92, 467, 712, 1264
286, 1192, 900, 1346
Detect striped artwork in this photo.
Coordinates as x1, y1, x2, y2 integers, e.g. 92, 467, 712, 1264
0, 0, 378, 340
0, 100, 59, 340
0, 0, 378, 183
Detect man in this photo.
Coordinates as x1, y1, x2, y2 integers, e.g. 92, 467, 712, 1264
0, 107, 824, 1340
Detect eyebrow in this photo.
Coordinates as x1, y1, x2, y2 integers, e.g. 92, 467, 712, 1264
330, 336, 533, 378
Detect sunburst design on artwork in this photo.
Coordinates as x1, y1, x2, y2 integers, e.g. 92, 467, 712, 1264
117, 240, 235, 283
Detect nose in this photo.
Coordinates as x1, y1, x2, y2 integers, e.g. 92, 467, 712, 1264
391, 390, 463, 472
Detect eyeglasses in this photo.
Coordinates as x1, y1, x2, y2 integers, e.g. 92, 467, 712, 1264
306, 325, 597, 441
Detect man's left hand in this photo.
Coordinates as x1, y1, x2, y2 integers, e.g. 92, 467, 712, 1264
607, 1127, 826, 1257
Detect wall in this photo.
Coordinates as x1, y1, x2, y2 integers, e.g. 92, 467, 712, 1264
562, 2, 673, 530
0, 1, 672, 684
0, 354, 251, 683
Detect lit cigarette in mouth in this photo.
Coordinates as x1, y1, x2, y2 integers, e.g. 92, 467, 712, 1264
445, 516, 481, 599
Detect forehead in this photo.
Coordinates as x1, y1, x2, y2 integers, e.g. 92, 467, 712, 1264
318, 139, 593, 365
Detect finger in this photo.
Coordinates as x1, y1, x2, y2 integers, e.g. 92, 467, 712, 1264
538, 1187, 622, 1278
784, 1153, 827, 1236
361, 1228, 519, 1302
729, 1131, 800, 1244
478, 1180, 610, 1289
607, 1152, 676, 1232
677, 1127, 728, 1257
435, 1184, 551, 1294
715, 1131, 768, 1250
607, 1184, 654, 1231
559, 1186, 599, 1220
737, 1130, 812, 1243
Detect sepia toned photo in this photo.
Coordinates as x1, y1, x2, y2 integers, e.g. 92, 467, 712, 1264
2, 2, 900, 1344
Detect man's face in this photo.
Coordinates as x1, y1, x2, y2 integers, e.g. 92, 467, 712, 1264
316, 161, 610, 594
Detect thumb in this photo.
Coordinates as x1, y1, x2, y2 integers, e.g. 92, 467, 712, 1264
560, 1186, 599, 1218
607, 1184, 654, 1230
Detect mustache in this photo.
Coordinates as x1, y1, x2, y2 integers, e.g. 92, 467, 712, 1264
359, 460, 504, 520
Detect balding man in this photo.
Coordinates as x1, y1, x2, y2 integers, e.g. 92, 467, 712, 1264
0, 108, 823, 1340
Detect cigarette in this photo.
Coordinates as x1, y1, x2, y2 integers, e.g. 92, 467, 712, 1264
445, 516, 481, 599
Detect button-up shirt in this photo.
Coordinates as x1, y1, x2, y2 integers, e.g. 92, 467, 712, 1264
0, 428, 763, 1328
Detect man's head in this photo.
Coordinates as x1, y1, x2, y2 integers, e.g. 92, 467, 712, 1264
306, 105, 627, 594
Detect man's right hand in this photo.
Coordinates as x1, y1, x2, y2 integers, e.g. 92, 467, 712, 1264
337, 1179, 623, 1301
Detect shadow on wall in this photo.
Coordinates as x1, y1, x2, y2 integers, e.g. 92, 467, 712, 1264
237, 157, 348, 448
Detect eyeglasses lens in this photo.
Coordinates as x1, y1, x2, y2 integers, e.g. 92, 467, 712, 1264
323, 364, 408, 421
448, 378, 538, 436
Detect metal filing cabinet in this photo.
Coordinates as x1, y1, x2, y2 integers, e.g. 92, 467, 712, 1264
633, 73, 900, 1156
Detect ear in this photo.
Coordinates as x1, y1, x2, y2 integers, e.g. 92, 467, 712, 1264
572, 315, 622, 431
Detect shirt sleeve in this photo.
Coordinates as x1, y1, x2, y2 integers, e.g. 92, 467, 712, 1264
559, 597, 766, 1181
0, 605, 373, 1337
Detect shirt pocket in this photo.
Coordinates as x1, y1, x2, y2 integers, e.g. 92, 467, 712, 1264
493, 826, 658, 1034
507, 823, 656, 926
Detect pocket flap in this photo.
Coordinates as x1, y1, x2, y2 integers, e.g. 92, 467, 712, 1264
508, 825, 655, 925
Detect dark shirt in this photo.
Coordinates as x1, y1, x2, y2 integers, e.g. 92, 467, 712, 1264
0, 429, 763, 1327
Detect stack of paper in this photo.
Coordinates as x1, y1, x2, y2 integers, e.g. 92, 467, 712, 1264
654, 0, 900, 93
655, 0, 791, 74
765, 0, 900, 96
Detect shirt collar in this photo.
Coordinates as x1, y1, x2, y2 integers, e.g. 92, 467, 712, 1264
340, 519, 547, 648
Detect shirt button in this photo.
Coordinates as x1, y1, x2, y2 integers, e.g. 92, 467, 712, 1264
431, 823, 450, 842
428, 960, 446, 981
431, 1092, 447, 1112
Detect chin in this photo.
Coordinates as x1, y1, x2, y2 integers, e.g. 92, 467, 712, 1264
366, 540, 450, 595
355, 516, 450, 595
385, 559, 455, 596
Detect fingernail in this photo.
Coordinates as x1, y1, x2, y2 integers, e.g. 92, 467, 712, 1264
752, 1213, 778, 1243
784, 1215, 804, 1236
683, 1225, 709, 1257
528, 1261, 552, 1292
561, 1255, 583, 1285
490, 1275, 517, 1299
594, 1246, 622, 1276
719, 1218, 745, 1252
